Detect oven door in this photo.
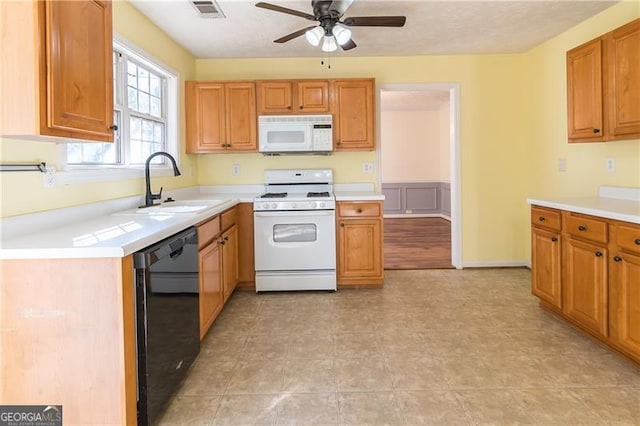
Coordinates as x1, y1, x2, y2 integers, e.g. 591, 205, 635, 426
254, 210, 336, 271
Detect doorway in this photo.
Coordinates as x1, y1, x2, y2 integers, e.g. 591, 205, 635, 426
376, 83, 461, 269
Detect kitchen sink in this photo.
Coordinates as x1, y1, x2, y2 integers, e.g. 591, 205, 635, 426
113, 199, 228, 216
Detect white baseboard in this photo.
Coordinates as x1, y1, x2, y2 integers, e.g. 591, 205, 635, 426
462, 260, 530, 268
384, 214, 451, 220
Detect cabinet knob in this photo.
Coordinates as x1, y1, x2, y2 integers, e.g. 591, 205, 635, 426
287, 106, 292, 110
356, 208, 363, 213
613, 256, 622, 262
578, 225, 587, 231
299, 105, 304, 110
635, 238, 640, 246
551, 237, 558, 242
340, 223, 345, 227
538, 216, 546, 222
595, 251, 603, 257
593, 128, 600, 134
224, 236, 229, 241
110, 124, 118, 131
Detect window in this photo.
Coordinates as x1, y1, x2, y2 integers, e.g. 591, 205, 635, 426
63, 37, 178, 178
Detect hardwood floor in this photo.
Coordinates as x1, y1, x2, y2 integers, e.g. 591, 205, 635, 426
384, 217, 453, 269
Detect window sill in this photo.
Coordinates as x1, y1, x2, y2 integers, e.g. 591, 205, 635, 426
57, 166, 176, 185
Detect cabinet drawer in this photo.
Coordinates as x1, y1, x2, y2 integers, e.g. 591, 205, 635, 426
616, 224, 640, 255
221, 206, 238, 231
338, 202, 381, 218
565, 213, 608, 244
531, 206, 561, 231
198, 216, 221, 248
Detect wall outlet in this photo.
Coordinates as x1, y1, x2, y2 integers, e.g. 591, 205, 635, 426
43, 166, 56, 188
558, 158, 566, 172
232, 164, 241, 176
606, 158, 616, 173
362, 162, 374, 173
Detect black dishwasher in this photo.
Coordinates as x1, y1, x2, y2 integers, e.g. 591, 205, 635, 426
134, 227, 200, 425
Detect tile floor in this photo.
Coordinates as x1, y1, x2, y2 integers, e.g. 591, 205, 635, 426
159, 269, 640, 425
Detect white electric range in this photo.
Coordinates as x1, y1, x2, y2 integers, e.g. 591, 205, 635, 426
253, 169, 337, 292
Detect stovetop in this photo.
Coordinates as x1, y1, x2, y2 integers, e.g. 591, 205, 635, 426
254, 169, 335, 211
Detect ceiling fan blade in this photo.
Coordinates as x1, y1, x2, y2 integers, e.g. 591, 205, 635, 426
255, 2, 316, 21
330, 0, 354, 16
274, 26, 318, 43
340, 38, 357, 51
343, 16, 407, 27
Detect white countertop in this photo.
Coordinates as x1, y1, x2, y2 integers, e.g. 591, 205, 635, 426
527, 187, 640, 224
1, 184, 384, 260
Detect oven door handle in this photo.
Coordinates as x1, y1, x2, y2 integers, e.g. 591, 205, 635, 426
254, 210, 335, 218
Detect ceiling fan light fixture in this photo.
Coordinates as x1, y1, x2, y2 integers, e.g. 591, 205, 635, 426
332, 23, 352, 45
305, 26, 324, 46
321, 35, 338, 52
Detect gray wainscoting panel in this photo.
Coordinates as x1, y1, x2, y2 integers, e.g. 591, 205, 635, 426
441, 183, 451, 217
382, 182, 451, 217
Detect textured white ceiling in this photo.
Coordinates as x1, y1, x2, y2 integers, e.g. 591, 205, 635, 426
129, 0, 617, 58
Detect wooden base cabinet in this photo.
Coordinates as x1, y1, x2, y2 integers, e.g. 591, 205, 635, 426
531, 206, 562, 309
197, 216, 223, 339
0, 0, 115, 142
563, 237, 608, 337
337, 201, 384, 286
530, 205, 640, 364
197, 206, 240, 339
610, 222, 640, 363
221, 224, 239, 303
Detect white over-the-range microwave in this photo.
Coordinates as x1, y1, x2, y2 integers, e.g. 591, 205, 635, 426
258, 114, 333, 155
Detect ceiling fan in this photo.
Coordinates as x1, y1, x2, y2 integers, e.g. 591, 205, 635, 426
255, 0, 407, 52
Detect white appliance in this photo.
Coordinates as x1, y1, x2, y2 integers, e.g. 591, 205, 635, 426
253, 169, 336, 292
258, 115, 333, 154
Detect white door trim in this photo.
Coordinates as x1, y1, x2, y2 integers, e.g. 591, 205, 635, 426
376, 83, 463, 269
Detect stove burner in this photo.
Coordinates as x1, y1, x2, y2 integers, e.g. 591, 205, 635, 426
307, 191, 330, 198
260, 192, 287, 199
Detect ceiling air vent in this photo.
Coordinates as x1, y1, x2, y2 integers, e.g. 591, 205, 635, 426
191, 0, 226, 18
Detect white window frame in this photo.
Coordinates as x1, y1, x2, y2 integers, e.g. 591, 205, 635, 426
58, 34, 180, 185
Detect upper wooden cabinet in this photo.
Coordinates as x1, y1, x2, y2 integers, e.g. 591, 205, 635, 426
256, 80, 330, 114
332, 79, 375, 151
186, 81, 257, 153
567, 18, 640, 142
0, 0, 115, 142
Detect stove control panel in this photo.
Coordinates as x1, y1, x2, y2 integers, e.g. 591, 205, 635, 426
254, 200, 335, 211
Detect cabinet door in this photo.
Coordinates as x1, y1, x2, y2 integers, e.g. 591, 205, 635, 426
199, 240, 223, 340
47, 1, 114, 141
611, 251, 640, 361
337, 218, 383, 284
333, 79, 375, 150
222, 224, 239, 303
257, 81, 293, 114
225, 83, 257, 151
531, 227, 562, 309
607, 19, 640, 140
567, 38, 604, 142
297, 81, 330, 113
237, 203, 255, 284
563, 238, 608, 336
186, 82, 226, 153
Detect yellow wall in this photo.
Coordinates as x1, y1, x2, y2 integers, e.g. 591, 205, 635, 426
0, 1, 197, 217
524, 1, 640, 198
1, 1, 638, 266
196, 54, 532, 263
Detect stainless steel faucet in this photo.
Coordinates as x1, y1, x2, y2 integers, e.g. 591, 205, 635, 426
141, 152, 181, 208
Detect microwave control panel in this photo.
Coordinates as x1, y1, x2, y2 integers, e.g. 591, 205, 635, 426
312, 126, 333, 151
